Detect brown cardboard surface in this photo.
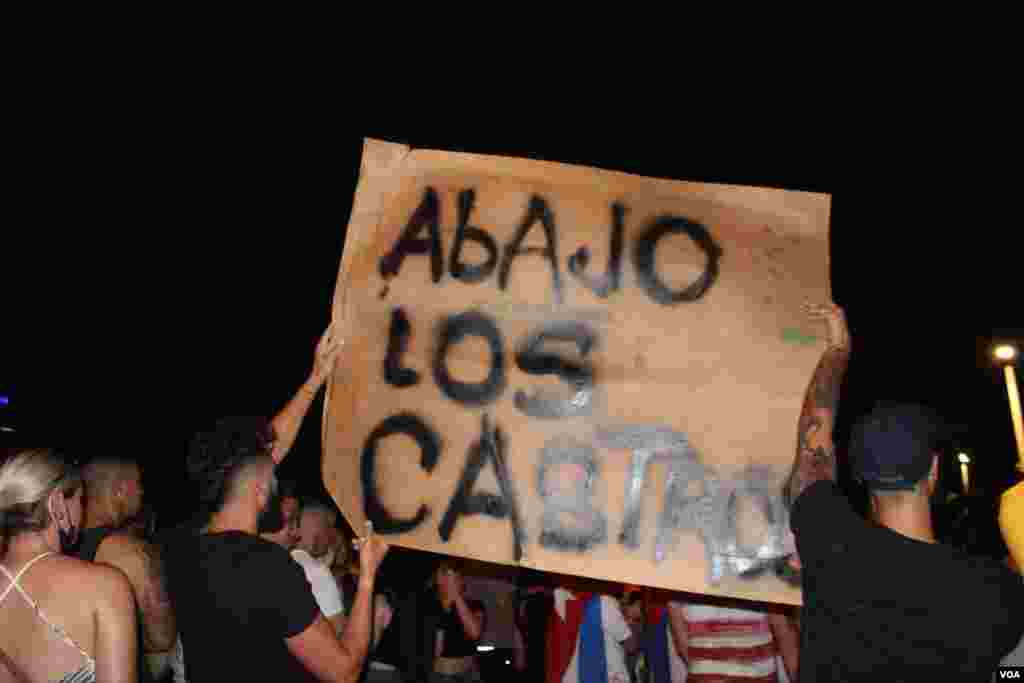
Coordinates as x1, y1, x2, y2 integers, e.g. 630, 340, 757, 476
322, 138, 831, 606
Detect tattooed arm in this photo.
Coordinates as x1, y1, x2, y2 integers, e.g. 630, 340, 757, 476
97, 534, 177, 653
783, 303, 851, 508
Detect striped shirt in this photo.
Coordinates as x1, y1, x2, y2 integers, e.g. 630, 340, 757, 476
676, 602, 778, 683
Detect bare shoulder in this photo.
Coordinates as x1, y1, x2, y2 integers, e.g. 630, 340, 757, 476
90, 563, 135, 612
56, 555, 134, 606
96, 532, 163, 573
97, 531, 149, 558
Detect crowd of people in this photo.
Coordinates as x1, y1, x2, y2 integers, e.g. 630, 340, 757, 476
3, 304, 1024, 682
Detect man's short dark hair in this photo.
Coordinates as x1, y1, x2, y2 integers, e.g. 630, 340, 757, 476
80, 455, 141, 498
187, 416, 274, 512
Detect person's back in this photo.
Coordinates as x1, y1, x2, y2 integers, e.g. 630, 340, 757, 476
163, 528, 320, 681
794, 479, 1023, 680
782, 306, 1024, 680
74, 523, 161, 683
76, 455, 175, 683
1, 554, 132, 683
1, 449, 138, 683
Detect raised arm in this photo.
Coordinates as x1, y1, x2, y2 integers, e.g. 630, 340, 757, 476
438, 569, 482, 641
271, 325, 344, 465
783, 303, 851, 508
450, 593, 483, 642
372, 594, 393, 649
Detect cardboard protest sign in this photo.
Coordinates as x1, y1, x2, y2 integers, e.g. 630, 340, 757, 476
323, 138, 831, 605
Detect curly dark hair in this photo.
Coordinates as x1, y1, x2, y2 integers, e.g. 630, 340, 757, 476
187, 416, 275, 513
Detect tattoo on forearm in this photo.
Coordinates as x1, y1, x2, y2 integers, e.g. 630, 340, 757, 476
784, 348, 849, 506
141, 542, 172, 609
135, 540, 175, 651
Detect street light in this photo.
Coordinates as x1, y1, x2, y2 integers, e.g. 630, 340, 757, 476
958, 452, 971, 493
996, 345, 1018, 362
993, 344, 1024, 470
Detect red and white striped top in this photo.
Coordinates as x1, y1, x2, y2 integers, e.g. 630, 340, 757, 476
677, 602, 779, 683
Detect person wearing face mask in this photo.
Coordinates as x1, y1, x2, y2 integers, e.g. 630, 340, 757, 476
1, 448, 138, 683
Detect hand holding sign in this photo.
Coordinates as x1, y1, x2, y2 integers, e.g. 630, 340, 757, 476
354, 521, 389, 584
310, 323, 345, 388
803, 301, 850, 352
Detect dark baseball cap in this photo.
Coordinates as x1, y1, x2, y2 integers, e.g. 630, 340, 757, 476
849, 401, 945, 490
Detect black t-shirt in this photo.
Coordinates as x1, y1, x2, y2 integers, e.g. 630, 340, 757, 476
162, 529, 321, 682
793, 481, 1024, 682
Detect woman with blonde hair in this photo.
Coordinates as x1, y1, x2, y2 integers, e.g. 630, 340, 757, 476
1, 449, 137, 683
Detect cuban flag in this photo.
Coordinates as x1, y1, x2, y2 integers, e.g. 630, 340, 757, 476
562, 595, 632, 683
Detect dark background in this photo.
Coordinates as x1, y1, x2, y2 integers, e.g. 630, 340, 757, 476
3, 88, 1020, 554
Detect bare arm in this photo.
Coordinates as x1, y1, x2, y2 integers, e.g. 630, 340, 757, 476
286, 535, 388, 683
287, 613, 362, 683
450, 592, 483, 642
783, 303, 851, 508
96, 535, 177, 653
93, 565, 139, 683
666, 603, 688, 664
768, 611, 799, 681
323, 594, 388, 648
372, 594, 393, 650
511, 621, 527, 671
271, 325, 343, 465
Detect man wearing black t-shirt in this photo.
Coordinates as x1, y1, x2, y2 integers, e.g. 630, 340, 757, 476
165, 413, 388, 683
784, 303, 1024, 681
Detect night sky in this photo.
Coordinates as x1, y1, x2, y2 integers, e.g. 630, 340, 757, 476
4, 115, 1021, 538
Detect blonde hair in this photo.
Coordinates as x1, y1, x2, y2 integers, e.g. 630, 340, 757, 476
0, 449, 82, 556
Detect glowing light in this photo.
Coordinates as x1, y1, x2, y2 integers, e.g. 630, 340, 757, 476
477, 645, 495, 652
958, 452, 970, 464
995, 345, 1018, 362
